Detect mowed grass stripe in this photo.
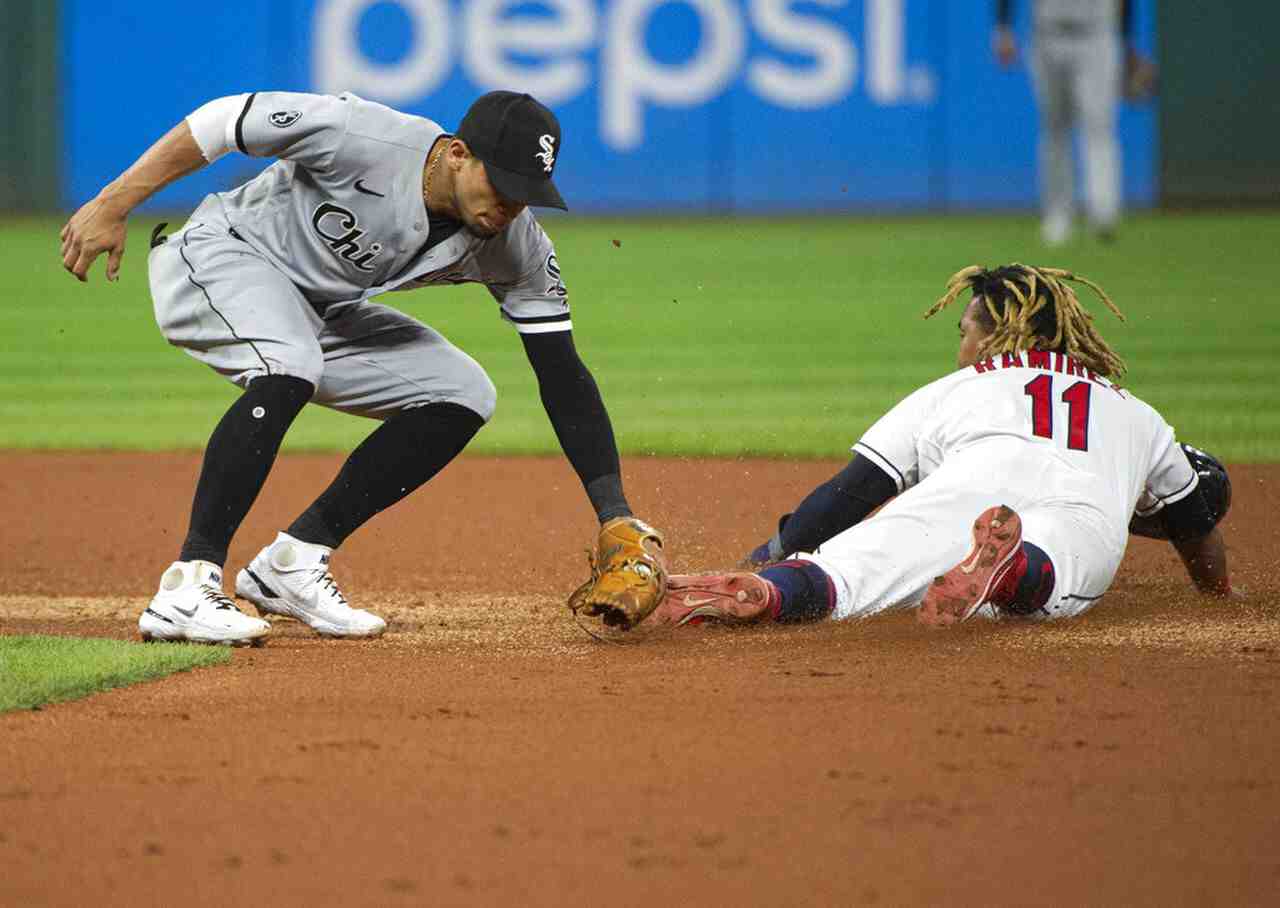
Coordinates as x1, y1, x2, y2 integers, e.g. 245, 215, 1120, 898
0, 635, 230, 713
3, 213, 1276, 460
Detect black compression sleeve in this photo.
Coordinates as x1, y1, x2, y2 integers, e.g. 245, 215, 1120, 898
520, 331, 631, 522
287, 402, 484, 548
996, 0, 1013, 27
180, 374, 313, 565
775, 455, 897, 555
1121, 0, 1134, 40
1158, 483, 1218, 542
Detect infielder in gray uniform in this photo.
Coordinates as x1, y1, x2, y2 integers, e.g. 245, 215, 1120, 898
994, 0, 1155, 245
60, 90, 659, 645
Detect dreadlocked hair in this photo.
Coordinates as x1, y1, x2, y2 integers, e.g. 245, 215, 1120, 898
923, 264, 1128, 379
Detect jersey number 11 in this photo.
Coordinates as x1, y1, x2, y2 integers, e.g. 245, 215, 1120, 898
1024, 375, 1091, 451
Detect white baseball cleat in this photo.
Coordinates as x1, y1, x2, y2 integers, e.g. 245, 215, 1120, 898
139, 560, 271, 646
1041, 215, 1072, 247
235, 533, 386, 639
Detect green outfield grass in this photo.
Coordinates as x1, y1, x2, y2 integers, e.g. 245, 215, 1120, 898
4, 212, 1278, 460
0, 635, 230, 712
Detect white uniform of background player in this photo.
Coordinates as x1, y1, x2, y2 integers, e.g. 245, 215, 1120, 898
801, 350, 1196, 619
995, 0, 1137, 244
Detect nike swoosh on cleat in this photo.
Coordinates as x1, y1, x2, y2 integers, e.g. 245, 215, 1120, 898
682, 596, 719, 608
354, 179, 385, 198
171, 603, 199, 619
958, 547, 983, 574
246, 569, 281, 599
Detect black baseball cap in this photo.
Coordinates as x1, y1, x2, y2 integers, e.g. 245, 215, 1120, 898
457, 91, 567, 211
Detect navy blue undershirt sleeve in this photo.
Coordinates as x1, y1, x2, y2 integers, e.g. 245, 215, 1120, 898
771, 455, 898, 556
1157, 482, 1217, 542
996, 0, 1013, 27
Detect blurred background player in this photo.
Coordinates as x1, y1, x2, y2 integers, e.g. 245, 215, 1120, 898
993, 1, 1157, 245
637, 264, 1233, 631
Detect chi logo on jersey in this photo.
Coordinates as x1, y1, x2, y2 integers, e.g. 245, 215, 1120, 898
535, 134, 556, 173
544, 253, 566, 297
269, 110, 302, 128
312, 202, 383, 273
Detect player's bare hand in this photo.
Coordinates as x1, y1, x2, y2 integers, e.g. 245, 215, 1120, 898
1202, 579, 1245, 601
992, 27, 1018, 68
1124, 50, 1158, 101
60, 195, 128, 283
737, 540, 776, 572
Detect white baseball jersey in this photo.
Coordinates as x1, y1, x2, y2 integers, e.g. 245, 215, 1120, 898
801, 350, 1196, 621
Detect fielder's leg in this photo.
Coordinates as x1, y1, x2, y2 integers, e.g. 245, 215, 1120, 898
178, 375, 313, 565
145, 221, 327, 643
143, 378, 310, 646
1030, 37, 1076, 245
234, 303, 494, 637
284, 402, 485, 548
288, 301, 496, 548
1075, 29, 1123, 236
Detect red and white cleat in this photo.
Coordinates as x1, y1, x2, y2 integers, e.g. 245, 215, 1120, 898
919, 505, 1024, 627
640, 572, 780, 629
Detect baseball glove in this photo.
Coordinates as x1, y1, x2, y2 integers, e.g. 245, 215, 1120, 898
568, 517, 667, 631
1129, 444, 1231, 539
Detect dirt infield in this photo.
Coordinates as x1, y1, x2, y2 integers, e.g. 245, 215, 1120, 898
2, 452, 1278, 907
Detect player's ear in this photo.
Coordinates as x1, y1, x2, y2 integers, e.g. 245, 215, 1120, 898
447, 138, 472, 170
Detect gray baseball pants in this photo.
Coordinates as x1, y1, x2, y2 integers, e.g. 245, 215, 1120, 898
1030, 27, 1122, 233
148, 220, 497, 422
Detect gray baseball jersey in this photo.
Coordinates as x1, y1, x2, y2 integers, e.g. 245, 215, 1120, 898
1032, 0, 1119, 31
1027, 2, 1123, 235
193, 90, 570, 333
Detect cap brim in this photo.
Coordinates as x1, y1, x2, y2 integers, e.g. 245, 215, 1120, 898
482, 161, 568, 211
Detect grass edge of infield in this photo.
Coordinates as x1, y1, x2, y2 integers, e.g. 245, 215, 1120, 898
0, 635, 232, 713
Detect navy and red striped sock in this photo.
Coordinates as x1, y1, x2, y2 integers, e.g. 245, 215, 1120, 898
990, 541, 1056, 615
757, 559, 837, 623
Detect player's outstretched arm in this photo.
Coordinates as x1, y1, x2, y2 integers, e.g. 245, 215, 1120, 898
60, 120, 207, 282
520, 330, 633, 521
1172, 527, 1234, 598
521, 331, 670, 631
743, 455, 897, 567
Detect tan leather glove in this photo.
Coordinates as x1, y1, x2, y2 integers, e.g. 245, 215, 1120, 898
567, 517, 667, 630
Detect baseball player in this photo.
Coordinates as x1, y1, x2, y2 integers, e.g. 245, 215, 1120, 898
993, 1, 1156, 245
60, 89, 664, 645
616, 264, 1233, 632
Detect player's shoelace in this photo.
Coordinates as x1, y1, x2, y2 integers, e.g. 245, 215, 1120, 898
200, 586, 245, 613
314, 570, 349, 606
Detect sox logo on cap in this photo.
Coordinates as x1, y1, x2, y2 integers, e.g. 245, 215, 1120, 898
536, 135, 556, 173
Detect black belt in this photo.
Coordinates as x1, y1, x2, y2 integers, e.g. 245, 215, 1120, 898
1038, 21, 1106, 37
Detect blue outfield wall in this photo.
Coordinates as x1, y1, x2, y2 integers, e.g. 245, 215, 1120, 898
62, 0, 1156, 212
